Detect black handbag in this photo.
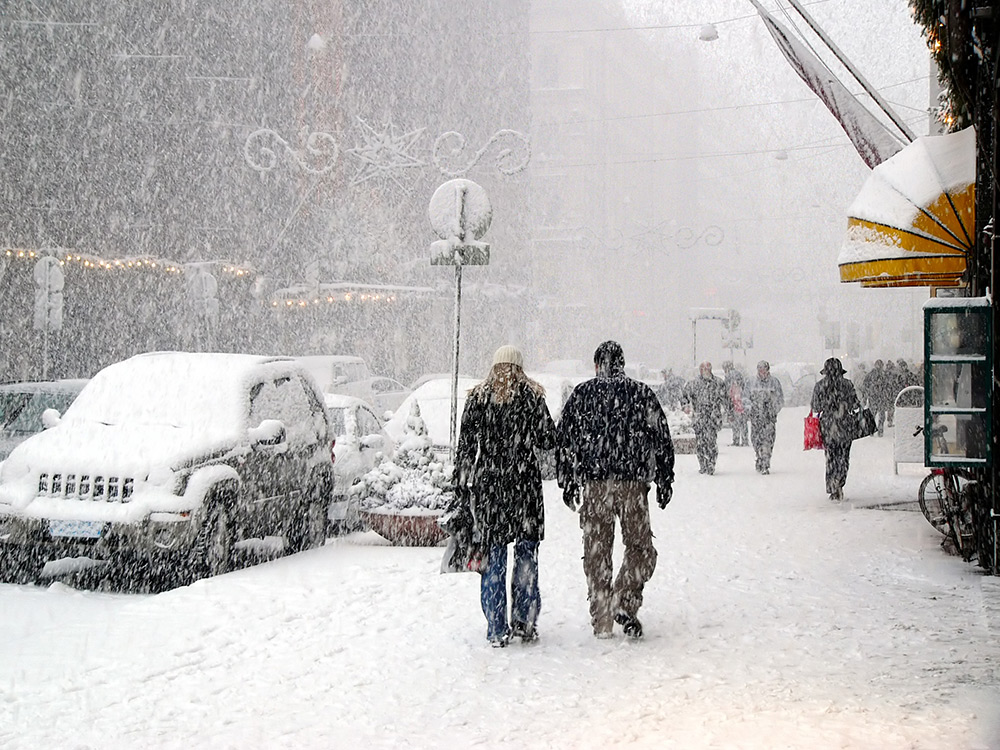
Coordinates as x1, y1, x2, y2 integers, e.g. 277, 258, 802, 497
439, 487, 484, 574
855, 406, 877, 439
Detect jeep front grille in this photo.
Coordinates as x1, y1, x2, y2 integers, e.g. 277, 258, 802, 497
38, 473, 135, 502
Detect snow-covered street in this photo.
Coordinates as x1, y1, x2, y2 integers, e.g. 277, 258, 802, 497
3, 406, 999, 749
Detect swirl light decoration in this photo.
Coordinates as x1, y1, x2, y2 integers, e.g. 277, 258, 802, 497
674, 225, 724, 249
578, 224, 725, 256
243, 129, 339, 175
433, 129, 531, 177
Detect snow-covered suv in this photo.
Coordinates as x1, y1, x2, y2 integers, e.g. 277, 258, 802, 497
0, 352, 335, 584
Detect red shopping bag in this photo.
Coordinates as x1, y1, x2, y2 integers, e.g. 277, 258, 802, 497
803, 411, 823, 450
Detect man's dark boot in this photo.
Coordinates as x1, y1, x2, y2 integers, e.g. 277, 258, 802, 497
614, 612, 643, 639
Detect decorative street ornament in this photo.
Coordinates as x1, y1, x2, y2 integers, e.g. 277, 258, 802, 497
433, 129, 531, 177
346, 117, 426, 187
675, 225, 725, 249
428, 179, 492, 457
243, 128, 339, 175
579, 223, 725, 255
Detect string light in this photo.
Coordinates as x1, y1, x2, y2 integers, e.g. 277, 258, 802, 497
271, 287, 408, 308
3, 249, 256, 279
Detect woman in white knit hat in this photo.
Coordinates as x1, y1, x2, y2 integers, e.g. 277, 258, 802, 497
453, 344, 556, 647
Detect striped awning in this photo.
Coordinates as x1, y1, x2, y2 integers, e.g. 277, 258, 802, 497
839, 127, 975, 288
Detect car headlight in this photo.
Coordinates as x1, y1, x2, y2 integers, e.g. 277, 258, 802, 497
147, 465, 184, 494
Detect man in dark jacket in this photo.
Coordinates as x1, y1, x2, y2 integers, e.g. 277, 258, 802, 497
556, 340, 675, 640
744, 360, 783, 474
682, 361, 727, 474
811, 357, 861, 501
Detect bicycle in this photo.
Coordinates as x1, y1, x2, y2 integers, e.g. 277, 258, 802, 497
915, 425, 981, 563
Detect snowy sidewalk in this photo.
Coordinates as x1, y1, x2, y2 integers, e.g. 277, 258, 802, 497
1, 407, 998, 749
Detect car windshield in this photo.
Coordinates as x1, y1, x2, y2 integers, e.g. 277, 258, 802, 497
0, 391, 77, 433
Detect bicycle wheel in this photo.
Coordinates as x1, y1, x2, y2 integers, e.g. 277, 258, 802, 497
952, 479, 980, 564
918, 473, 949, 535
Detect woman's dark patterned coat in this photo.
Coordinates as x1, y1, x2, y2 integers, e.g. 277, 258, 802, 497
454, 381, 556, 548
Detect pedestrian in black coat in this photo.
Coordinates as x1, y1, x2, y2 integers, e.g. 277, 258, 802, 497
454, 345, 556, 647
744, 360, 784, 474
682, 361, 727, 474
810, 357, 861, 502
556, 340, 674, 640
863, 359, 889, 436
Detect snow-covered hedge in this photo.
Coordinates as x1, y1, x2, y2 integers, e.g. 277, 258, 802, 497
351, 402, 453, 513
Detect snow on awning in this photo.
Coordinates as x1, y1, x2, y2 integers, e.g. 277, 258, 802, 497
839, 127, 975, 288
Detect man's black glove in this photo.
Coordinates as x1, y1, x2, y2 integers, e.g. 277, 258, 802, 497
656, 483, 672, 509
562, 484, 580, 512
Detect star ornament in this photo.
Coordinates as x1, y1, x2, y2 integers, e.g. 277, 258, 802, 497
346, 117, 426, 187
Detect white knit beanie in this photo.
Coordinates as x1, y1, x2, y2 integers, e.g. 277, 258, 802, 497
492, 345, 524, 368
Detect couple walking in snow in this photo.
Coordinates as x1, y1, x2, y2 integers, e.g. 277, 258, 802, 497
452, 341, 675, 647
682, 360, 784, 476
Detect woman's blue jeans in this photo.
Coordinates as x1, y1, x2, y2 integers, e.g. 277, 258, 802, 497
480, 540, 540, 641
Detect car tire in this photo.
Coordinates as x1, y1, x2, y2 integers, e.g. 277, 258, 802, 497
289, 470, 332, 553
189, 502, 233, 581
290, 498, 328, 553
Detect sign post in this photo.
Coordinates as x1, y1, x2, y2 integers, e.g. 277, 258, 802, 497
186, 266, 219, 351
429, 179, 492, 458
33, 255, 64, 379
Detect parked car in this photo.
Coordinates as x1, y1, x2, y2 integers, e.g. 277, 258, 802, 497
324, 394, 395, 532
345, 376, 411, 414
0, 352, 335, 585
295, 355, 410, 412
0, 379, 89, 462
294, 354, 371, 393
384, 376, 481, 456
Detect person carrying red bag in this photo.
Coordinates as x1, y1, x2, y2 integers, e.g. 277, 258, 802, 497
810, 357, 861, 502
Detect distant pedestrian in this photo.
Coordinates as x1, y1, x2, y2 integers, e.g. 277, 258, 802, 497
722, 361, 748, 447
682, 361, 727, 474
454, 345, 556, 648
897, 359, 919, 390
744, 360, 784, 474
656, 368, 685, 412
862, 360, 889, 436
556, 340, 675, 640
810, 357, 861, 502
884, 360, 901, 428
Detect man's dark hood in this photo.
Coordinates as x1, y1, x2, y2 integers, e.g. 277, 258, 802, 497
594, 340, 625, 378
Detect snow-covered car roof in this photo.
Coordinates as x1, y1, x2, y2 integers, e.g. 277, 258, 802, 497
293, 355, 371, 393
323, 393, 373, 410
384, 376, 481, 447
65, 352, 310, 434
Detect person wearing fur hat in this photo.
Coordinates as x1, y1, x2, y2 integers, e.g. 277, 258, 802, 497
555, 340, 675, 640
810, 357, 861, 501
453, 345, 556, 647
